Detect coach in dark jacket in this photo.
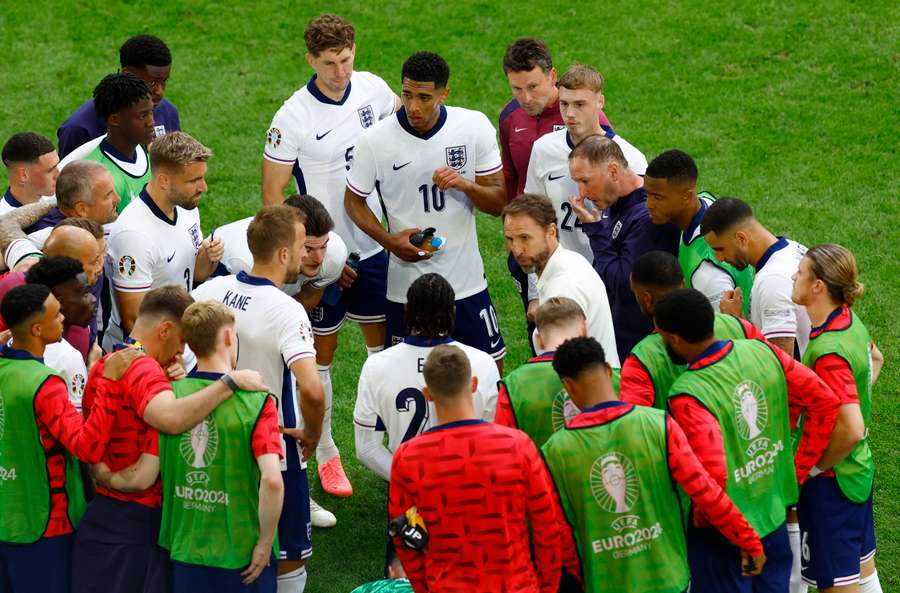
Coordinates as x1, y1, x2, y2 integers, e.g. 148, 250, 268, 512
568, 135, 679, 361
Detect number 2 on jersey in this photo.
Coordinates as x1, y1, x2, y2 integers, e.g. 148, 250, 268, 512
418, 184, 445, 213
559, 202, 583, 232
396, 388, 428, 443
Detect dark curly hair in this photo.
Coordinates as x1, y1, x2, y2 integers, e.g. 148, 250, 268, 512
25, 256, 85, 289
401, 52, 449, 88
552, 337, 609, 380
646, 149, 698, 185
93, 73, 152, 120
120, 34, 172, 68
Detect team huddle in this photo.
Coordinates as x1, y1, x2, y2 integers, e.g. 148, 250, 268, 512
0, 12, 885, 593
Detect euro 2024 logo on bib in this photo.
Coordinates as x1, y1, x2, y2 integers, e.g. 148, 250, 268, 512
180, 416, 219, 482
733, 380, 768, 441
551, 389, 580, 432
590, 452, 639, 514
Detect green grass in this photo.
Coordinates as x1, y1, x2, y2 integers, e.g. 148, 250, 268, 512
2, 1, 898, 591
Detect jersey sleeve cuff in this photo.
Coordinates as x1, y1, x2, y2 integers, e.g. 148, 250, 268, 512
263, 151, 296, 165
353, 417, 379, 430
111, 282, 153, 292
284, 351, 315, 367
475, 163, 503, 176
346, 179, 373, 198
762, 329, 797, 339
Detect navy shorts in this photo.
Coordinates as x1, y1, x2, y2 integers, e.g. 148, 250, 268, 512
71, 494, 171, 593
0, 533, 73, 593
173, 558, 276, 593
310, 250, 388, 335
687, 522, 792, 593
278, 465, 312, 562
385, 288, 506, 359
797, 477, 876, 589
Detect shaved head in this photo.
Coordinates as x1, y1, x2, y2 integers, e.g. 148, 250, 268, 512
43, 225, 103, 284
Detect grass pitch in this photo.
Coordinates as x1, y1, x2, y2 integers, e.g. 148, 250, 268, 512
1, 1, 897, 591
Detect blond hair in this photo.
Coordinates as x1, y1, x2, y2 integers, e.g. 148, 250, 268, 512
535, 297, 586, 334
149, 131, 212, 170
181, 300, 235, 358
558, 63, 604, 93
423, 345, 471, 400
806, 244, 865, 307
247, 205, 305, 263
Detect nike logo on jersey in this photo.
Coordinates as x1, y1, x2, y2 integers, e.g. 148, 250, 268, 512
514, 127, 528, 133
166, 251, 176, 263
490, 338, 502, 348
548, 173, 565, 181
392, 162, 412, 171
315, 130, 333, 140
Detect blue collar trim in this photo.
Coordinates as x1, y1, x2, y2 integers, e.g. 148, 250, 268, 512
693, 340, 729, 363
140, 188, 176, 226
0, 344, 42, 362
306, 74, 352, 106
236, 271, 276, 287
188, 370, 225, 381
100, 138, 138, 163
404, 335, 454, 347
811, 305, 845, 333
396, 105, 447, 140
683, 198, 709, 244
3, 187, 22, 208
426, 418, 485, 433
755, 236, 789, 273
581, 400, 627, 414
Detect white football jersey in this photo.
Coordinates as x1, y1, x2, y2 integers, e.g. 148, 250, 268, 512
525, 129, 647, 263
353, 336, 499, 453
749, 237, 811, 356
104, 191, 202, 347
347, 105, 503, 302
44, 338, 88, 412
264, 72, 395, 259
192, 272, 316, 468
57, 135, 105, 170
210, 217, 348, 296
4, 226, 52, 270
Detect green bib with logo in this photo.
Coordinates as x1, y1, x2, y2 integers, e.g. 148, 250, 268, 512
0, 357, 86, 543
84, 144, 152, 211
668, 340, 796, 537
542, 406, 689, 593
630, 313, 751, 409
679, 192, 754, 317
158, 377, 274, 568
503, 359, 620, 449
802, 310, 874, 502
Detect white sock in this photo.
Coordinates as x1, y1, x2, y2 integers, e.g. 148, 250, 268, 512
277, 566, 307, 593
366, 345, 384, 357
860, 570, 883, 593
787, 522, 807, 593
315, 365, 338, 464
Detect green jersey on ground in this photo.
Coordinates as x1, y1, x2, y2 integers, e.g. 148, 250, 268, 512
542, 405, 689, 593
158, 375, 274, 569
83, 141, 151, 211
0, 355, 85, 543
668, 339, 797, 537
349, 579, 414, 593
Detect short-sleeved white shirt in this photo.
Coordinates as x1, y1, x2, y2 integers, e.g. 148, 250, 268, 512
4, 226, 52, 270
264, 72, 395, 260
104, 191, 202, 346
192, 271, 316, 468
210, 217, 347, 295
353, 336, 499, 454
749, 237, 811, 356
524, 129, 647, 263
536, 245, 620, 367
44, 338, 88, 412
347, 106, 503, 302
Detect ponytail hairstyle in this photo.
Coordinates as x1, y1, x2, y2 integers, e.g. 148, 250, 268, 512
805, 244, 865, 307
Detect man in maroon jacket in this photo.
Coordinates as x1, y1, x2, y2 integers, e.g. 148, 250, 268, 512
499, 37, 612, 345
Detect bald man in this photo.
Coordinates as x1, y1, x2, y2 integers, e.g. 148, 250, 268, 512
0, 159, 120, 270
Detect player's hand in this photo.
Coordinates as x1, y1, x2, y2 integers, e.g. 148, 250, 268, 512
719, 287, 744, 317
432, 167, 471, 192
338, 263, 358, 289
165, 355, 186, 381
0, 329, 10, 345
202, 236, 225, 265
229, 369, 269, 393
90, 462, 114, 488
279, 426, 320, 461
526, 298, 539, 323
568, 195, 601, 224
103, 348, 144, 380
387, 228, 433, 263
241, 540, 273, 584
741, 549, 766, 576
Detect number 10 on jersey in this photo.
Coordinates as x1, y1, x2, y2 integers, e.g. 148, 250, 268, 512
418, 184, 445, 213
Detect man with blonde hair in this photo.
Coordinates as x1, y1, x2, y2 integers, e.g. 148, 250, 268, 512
568, 135, 679, 360
105, 131, 224, 349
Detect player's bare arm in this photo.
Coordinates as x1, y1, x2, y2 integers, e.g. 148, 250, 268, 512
242, 452, 283, 585
768, 336, 795, 356
294, 285, 326, 312
261, 159, 294, 205
344, 187, 429, 263
871, 341, 884, 384
193, 236, 224, 282
92, 453, 160, 492
142, 369, 269, 434
284, 356, 326, 460
432, 168, 506, 216
115, 290, 146, 337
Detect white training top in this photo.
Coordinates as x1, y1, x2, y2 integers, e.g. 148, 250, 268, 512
525, 129, 647, 263
192, 272, 316, 469
347, 105, 503, 302
44, 338, 88, 412
210, 216, 348, 295
264, 72, 395, 260
749, 237, 811, 356
104, 192, 202, 347
353, 336, 499, 455
536, 245, 620, 367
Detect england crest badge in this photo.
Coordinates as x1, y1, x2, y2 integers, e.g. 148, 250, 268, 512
445, 145, 467, 170
358, 105, 375, 128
